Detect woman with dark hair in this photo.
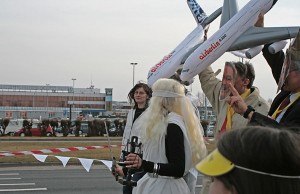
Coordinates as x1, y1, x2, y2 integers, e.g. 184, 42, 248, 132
196, 126, 300, 194
114, 82, 152, 194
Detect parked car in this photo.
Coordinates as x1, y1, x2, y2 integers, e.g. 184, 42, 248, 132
70, 121, 89, 136
207, 126, 215, 137
54, 126, 62, 133
97, 122, 121, 137
2, 119, 40, 136
79, 123, 89, 135
107, 124, 122, 137
84, 122, 119, 137
0, 126, 5, 136
14, 123, 53, 137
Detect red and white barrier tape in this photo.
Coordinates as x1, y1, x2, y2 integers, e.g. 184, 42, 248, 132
0, 145, 122, 157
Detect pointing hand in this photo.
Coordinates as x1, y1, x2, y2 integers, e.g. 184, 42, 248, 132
227, 83, 248, 115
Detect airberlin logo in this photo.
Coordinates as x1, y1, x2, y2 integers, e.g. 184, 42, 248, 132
199, 41, 220, 60
150, 52, 174, 73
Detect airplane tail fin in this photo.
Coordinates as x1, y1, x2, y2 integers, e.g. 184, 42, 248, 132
220, 0, 238, 27
187, 0, 207, 24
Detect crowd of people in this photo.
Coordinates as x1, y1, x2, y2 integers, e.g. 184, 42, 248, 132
111, 16, 300, 194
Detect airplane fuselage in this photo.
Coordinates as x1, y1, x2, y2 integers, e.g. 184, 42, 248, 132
147, 25, 204, 86
180, 0, 275, 81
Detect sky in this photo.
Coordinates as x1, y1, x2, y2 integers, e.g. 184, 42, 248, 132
0, 0, 299, 102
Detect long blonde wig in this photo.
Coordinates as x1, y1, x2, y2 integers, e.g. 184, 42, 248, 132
141, 78, 207, 165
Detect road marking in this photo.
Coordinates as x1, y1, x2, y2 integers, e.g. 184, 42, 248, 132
196, 185, 203, 188
0, 188, 47, 192
0, 183, 35, 186
0, 173, 19, 176
0, 178, 21, 180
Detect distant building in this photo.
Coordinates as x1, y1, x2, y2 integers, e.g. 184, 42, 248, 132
0, 84, 111, 120
112, 101, 131, 118
198, 106, 217, 122
0, 84, 216, 122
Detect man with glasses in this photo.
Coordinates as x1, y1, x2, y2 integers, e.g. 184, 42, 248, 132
198, 61, 269, 140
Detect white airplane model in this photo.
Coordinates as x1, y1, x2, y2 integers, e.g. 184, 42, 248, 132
180, 0, 300, 81
147, 0, 222, 86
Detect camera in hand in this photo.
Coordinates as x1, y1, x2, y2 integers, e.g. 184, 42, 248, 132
118, 136, 142, 187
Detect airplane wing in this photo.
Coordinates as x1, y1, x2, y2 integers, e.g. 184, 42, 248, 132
228, 26, 300, 51
181, 43, 202, 64
219, 0, 299, 55
202, 7, 222, 28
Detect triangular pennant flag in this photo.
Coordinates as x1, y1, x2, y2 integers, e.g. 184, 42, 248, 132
78, 158, 94, 172
100, 160, 113, 171
33, 154, 48, 163
55, 156, 71, 167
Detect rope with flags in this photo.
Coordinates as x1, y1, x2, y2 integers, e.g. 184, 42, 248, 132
0, 144, 121, 157
32, 153, 114, 172
1, 144, 122, 172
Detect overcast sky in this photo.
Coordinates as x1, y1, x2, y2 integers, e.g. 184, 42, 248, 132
0, 0, 299, 101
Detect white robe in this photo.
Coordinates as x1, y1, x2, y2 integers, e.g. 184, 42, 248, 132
121, 109, 144, 156
133, 112, 192, 194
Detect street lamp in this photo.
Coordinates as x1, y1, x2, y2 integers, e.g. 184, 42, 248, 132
130, 62, 138, 87
71, 78, 76, 120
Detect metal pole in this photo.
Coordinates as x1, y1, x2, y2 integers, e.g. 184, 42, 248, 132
204, 94, 208, 120
71, 78, 76, 120
46, 84, 49, 118
69, 105, 72, 122
130, 63, 138, 87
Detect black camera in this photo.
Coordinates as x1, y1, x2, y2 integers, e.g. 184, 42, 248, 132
117, 161, 126, 166
118, 136, 142, 187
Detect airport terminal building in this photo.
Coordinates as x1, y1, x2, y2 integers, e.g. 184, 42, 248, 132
0, 84, 216, 123
0, 84, 115, 120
